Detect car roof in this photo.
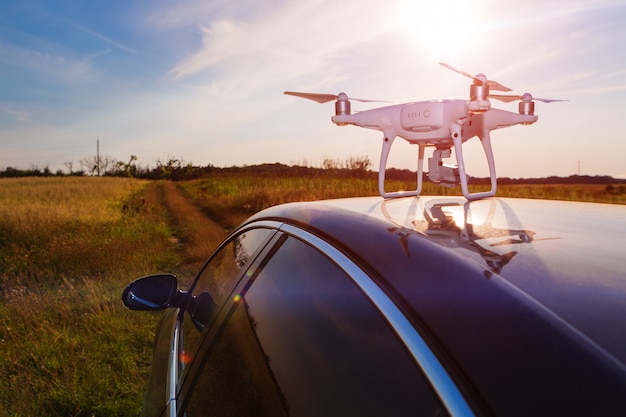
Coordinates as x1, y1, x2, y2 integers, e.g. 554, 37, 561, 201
247, 195, 626, 414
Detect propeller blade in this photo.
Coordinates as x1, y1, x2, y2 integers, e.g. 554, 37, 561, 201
490, 94, 568, 103
533, 97, 568, 103
284, 91, 389, 104
351, 97, 390, 103
284, 91, 337, 103
489, 94, 521, 103
486, 81, 512, 92
439, 62, 476, 81
439, 62, 512, 92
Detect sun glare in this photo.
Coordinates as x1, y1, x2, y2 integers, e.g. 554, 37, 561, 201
396, 0, 482, 55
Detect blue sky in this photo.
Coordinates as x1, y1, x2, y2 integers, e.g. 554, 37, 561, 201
1, 0, 625, 178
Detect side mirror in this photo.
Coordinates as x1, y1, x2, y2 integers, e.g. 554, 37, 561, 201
122, 274, 182, 311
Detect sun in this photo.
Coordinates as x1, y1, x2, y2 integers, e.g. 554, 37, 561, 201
395, 0, 483, 55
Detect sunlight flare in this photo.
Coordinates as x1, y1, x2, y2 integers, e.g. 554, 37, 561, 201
395, 0, 483, 54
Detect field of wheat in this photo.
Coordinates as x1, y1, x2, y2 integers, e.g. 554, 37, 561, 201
0, 175, 623, 416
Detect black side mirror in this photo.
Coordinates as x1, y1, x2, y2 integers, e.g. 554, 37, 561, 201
122, 274, 182, 311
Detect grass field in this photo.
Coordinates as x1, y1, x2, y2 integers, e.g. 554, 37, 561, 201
0, 174, 624, 416
0, 177, 179, 416
179, 174, 626, 230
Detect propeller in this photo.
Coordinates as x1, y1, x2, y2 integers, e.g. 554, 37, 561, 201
284, 91, 387, 103
490, 92, 567, 116
439, 62, 512, 92
490, 93, 568, 103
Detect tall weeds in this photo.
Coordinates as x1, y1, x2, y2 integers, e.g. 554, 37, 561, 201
0, 177, 178, 416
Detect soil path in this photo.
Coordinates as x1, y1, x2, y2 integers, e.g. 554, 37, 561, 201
145, 181, 230, 283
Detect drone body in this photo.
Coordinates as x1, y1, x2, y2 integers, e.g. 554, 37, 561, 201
285, 63, 564, 200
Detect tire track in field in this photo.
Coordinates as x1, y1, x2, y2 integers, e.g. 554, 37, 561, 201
151, 181, 230, 280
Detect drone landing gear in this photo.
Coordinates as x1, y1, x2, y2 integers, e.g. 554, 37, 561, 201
377, 126, 498, 201
377, 135, 424, 199
452, 126, 498, 201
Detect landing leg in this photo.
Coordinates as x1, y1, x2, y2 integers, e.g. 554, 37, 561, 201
416, 144, 425, 195
452, 126, 497, 200
378, 134, 422, 198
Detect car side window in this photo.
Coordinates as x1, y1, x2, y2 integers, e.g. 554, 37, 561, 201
180, 228, 275, 370
185, 235, 447, 417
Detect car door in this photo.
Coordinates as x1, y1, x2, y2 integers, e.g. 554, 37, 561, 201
177, 223, 471, 416
143, 225, 278, 417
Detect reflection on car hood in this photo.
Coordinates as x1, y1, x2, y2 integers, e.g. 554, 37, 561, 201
250, 196, 626, 369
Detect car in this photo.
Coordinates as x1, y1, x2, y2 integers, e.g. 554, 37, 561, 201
123, 195, 626, 417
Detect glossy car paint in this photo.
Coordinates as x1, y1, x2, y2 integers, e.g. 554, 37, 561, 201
140, 196, 626, 416
245, 196, 626, 416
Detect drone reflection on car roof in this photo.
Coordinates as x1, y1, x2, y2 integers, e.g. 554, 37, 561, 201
382, 197, 538, 273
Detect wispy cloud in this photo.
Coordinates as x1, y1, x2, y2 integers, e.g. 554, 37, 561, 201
71, 23, 137, 54
84, 48, 112, 62
0, 106, 32, 123
0, 40, 93, 82
166, 0, 395, 85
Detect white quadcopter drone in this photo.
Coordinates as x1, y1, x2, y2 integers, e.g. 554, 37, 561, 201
285, 63, 566, 200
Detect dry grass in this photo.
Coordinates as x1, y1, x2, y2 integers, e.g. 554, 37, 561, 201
495, 183, 626, 204
179, 174, 391, 229
180, 173, 626, 230
0, 177, 178, 416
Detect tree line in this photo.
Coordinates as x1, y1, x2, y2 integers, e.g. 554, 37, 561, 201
0, 155, 374, 181
1, 154, 625, 185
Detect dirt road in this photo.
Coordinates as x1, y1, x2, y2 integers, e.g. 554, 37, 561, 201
145, 181, 230, 283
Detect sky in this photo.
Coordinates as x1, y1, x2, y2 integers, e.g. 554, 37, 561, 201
1, 0, 625, 179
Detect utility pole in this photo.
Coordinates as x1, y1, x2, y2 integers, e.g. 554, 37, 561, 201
97, 137, 101, 176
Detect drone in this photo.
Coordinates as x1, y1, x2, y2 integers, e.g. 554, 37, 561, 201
285, 63, 566, 200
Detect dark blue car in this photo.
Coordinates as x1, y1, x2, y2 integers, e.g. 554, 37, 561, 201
123, 196, 626, 416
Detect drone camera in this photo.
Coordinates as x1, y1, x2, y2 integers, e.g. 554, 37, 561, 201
428, 148, 462, 186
